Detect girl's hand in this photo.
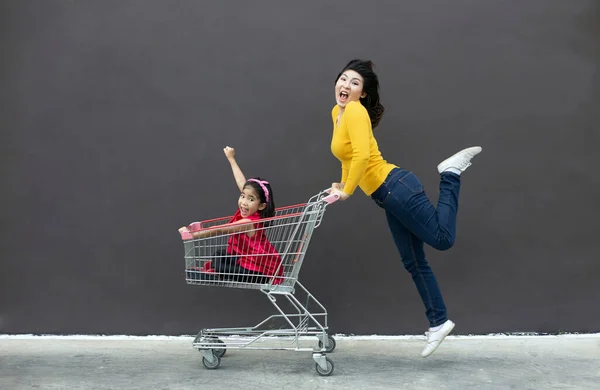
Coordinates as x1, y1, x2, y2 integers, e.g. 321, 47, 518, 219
223, 146, 236, 160
179, 226, 195, 240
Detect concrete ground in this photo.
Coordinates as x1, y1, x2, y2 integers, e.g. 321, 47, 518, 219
1, 334, 599, 389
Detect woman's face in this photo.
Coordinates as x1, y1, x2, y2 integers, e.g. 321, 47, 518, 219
335, 70, 366, 108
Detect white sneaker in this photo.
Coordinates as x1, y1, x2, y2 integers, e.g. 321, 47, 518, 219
421, 320, 455, 358
437, 146, 482, 174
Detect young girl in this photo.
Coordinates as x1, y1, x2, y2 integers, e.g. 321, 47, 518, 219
179, 146, 283, 284
327, 60, 482, 357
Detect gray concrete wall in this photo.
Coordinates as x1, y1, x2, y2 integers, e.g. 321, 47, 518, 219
1, 0, 599, 335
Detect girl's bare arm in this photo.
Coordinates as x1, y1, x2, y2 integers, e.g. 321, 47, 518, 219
190, 218, 256, 239
224, 146, 246, 192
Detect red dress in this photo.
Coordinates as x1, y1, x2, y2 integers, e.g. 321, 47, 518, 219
227, 210, 284, 281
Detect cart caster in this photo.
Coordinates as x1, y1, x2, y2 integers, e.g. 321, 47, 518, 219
199, 337, 226, 358
312, 353, 334, 376
202, 350, 221, 370
318, 335, 336, 353
212, 338, 227, 358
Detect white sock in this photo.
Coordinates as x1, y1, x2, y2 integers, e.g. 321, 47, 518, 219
429, 324, 444, 332
444, 167, 462, 176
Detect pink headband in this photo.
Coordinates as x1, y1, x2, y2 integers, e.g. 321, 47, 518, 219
247, 179, 270, 203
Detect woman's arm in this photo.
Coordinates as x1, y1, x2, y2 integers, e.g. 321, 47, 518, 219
341, 102, 371, 195
224, 146, 246, 192
340, 167, 349, 185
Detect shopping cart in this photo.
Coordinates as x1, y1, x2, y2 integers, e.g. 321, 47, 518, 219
179, 190, 340, 376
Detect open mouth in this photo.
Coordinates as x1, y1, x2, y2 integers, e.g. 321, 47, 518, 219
339, 91, 349, 102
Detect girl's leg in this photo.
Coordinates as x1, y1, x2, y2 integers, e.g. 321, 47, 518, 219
222, 265, 269, 284
235, 271, 269, 284
385, 210, 447, 327
213, 254, 269, 284
211, 249, 239, 280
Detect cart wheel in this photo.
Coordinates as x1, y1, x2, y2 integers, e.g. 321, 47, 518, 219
213, 339, 226, 358
199, 337, 226, 358
315, 357, 334, 376
202, 353, 221, 370
318, 335, 336, 353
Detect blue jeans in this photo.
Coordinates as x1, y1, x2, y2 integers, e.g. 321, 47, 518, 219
371, 168, 461, 327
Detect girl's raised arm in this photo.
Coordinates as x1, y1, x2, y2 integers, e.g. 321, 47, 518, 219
224, 146, 246, 193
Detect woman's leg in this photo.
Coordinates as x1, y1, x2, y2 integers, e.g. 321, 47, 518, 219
384, 210, 448, 327
385, 170, 461, 251
379, 146, 481, 251
385, 208, 456, 357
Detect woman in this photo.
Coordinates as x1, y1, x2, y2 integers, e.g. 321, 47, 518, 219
328, 59, 482, 357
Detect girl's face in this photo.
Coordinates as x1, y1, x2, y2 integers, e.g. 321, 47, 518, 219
335, 70, 366, 108
238, 186, 266, 218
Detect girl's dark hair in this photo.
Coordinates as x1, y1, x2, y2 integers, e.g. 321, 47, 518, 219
244, 177, 275, 219
336, 59, 385, 128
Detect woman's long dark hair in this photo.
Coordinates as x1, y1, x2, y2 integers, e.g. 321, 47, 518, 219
336, 59, 385, 128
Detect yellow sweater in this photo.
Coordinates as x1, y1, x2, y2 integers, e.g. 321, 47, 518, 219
331, 101, 396, 196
